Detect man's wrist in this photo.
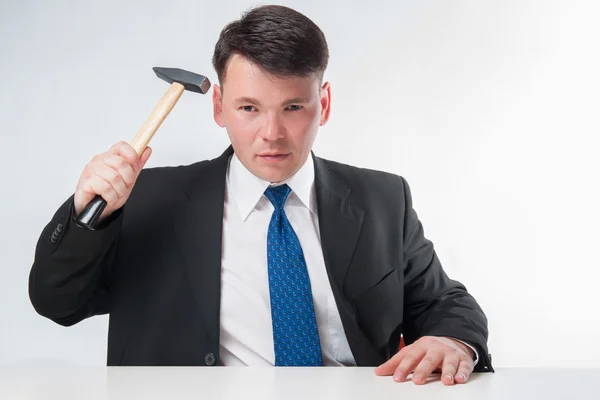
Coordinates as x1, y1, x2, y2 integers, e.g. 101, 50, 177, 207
446, 338, 479, 366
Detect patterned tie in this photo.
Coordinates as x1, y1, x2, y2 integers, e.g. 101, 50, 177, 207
264, 184, 323, 366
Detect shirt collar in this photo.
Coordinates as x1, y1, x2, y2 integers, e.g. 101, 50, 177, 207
227, 153, 316, 221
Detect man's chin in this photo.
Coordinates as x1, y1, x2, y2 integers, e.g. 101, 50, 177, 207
249, 160, 296, 183
253, 167, 293, 184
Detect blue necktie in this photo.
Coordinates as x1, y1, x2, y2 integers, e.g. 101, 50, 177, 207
264, 184, 323, 366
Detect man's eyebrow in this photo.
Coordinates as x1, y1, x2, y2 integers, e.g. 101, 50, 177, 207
234, 97, 261, 105
233, 97, 309, 106
281, 97, 309, 106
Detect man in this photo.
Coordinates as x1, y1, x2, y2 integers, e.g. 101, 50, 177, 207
29, 5, 493, 385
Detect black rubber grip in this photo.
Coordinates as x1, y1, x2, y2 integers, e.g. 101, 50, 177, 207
74, 194, 107, 230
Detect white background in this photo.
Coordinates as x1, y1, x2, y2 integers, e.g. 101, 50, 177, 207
1, 0, 599, 368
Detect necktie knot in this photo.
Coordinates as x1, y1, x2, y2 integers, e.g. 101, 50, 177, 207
264, 184, 291, 210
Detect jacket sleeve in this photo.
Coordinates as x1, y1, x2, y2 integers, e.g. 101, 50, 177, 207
399, 177, 494, 372
28, 195, 123, 326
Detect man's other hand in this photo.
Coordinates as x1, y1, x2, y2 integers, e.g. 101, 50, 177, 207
374, 336, 475, 385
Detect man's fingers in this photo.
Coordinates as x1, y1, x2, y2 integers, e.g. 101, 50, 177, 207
74, 142, 151, 219
103, 155, 136, 188
104, 142, 151, 174
393, 348, 426, 382
374, 346, 409, 376
85, 176, 119, 206
411, 350, 444, 385
440, 357, 460, 386
109, 141, 140, 166
375, 336, 477, 386
454, 358, 474, 384
374, 358, 398, 376
94, 162, 128, 198
136, 146, 152, 172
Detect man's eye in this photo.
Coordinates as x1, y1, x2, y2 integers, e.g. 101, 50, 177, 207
241, 106, 256, 112
286, 105, 303, 111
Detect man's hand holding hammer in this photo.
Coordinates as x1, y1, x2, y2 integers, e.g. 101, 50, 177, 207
74, 142, 152, 223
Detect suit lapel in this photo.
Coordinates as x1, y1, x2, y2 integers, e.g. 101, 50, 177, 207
314, 156, 386, 365
313, 155, 365, 301
174, 146, 233, 345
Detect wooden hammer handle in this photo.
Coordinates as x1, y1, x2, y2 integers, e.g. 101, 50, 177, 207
130, 81, 185, 156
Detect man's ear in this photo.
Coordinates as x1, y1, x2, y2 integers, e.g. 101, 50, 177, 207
319, 81, 331, 126
213, 84, 225, 127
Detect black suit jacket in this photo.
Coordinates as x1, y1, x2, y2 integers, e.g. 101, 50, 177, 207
29, 147, 493, 371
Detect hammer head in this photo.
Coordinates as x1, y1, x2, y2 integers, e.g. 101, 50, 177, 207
153, 67, 211, 94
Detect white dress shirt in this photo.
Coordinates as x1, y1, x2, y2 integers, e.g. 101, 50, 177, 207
219, 153, 356, 366
218, 153, 478, 366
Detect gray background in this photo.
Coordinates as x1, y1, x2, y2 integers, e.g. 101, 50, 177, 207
1, 0, 598, 367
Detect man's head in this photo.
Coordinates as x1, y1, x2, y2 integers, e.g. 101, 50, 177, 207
212, 5, 331, 183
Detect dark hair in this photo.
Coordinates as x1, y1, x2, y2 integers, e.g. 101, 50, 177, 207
212, 5, 329, 86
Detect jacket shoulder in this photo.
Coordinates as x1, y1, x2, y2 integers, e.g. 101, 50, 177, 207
137, 159, 211, 186
316, 157, 409, 198
124, 159, 213, 215
134, 156, 219, 196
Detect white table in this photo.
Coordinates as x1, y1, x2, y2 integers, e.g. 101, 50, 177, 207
1, 367, 597, 399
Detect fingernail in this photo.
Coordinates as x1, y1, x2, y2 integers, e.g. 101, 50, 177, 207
457, 373, 466, 381
445, 374, 453, 383
393, 373, 404, 382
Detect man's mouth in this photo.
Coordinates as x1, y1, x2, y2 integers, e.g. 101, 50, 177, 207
258, 152, 290, 162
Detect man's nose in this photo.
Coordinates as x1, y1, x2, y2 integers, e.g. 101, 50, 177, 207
260, 113, 285, 141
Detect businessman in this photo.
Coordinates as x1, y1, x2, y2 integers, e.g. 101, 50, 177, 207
29, 5, 493, 385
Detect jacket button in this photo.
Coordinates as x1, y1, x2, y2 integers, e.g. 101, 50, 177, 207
56, 223, 63, 233
50, 235, 57, 244
204, 352, 216, 366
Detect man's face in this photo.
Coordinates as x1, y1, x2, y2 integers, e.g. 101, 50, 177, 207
213, 54, 331, 183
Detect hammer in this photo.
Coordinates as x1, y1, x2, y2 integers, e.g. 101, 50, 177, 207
74, 67, 211, 230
